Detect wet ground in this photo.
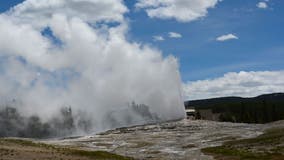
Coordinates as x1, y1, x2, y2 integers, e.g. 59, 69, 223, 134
46, 120, 267, 160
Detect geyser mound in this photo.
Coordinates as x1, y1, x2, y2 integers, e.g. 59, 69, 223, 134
0, 0, 185, 137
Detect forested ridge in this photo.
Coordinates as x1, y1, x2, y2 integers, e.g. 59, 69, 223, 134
185, 93, 284, 123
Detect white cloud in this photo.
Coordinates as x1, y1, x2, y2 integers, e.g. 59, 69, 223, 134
168, 32, 182, 38
216, 34, 238, 42
257, 2, 268, 9
135, 0, 220, 22
153, 35, 165, 41
0, 0, 185, 133
183, 71, 284, 100
7, 0, 128, 28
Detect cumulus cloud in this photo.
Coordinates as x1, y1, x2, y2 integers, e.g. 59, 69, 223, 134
168, 32, 182, 38
216, 34, 238, 42
8, 0, 128, 26
153, 35, 165, 41
135, 0, 220, 22
257, 2, 268, 9
0, 0, 185, 134
183, 71, 284, 100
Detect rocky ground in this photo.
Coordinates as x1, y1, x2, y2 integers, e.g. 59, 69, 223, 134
46, 120, 276, 160
2, 119, 283, 160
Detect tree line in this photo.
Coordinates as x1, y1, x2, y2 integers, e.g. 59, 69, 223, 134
186, 93, 284, 123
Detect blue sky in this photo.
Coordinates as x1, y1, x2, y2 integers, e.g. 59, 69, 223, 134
0, 0, 23, 12
1, 0, 283, 82
125, 0, 284, 81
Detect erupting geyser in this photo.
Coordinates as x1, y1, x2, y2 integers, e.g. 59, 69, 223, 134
0, 0, 185, 137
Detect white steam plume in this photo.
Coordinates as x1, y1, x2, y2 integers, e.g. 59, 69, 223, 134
0, 0, 185, 134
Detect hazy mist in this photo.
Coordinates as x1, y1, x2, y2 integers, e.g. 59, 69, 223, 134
0, 0, 185, 137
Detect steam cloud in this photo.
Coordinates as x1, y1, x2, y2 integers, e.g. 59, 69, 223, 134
0, 0, 185, 136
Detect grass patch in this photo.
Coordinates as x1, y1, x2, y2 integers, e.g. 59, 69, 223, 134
201, 127, 284, 160
0, 138, 134, 160
202, 146, 281, 160
0, 138, 55, 148
68, 150, 134, 160
225, 128, 284, 146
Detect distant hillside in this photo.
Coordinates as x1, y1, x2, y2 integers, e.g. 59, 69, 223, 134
185, 93, 284, 123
